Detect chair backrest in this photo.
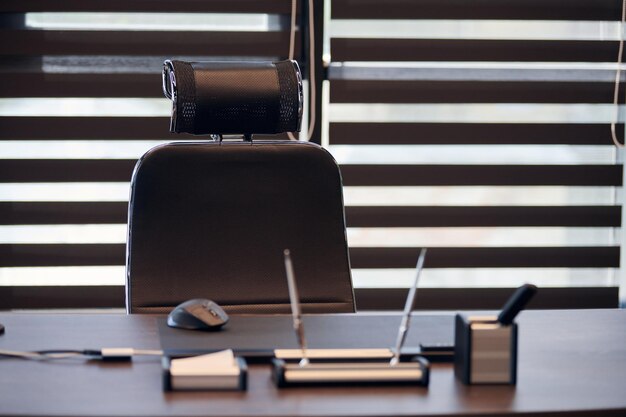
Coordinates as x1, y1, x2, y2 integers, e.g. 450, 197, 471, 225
126, 140, 355, 314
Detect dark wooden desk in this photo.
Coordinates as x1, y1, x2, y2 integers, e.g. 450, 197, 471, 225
0, 310, 625, 417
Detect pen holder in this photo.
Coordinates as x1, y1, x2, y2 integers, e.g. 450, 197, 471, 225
272, 356, 429, 387
454, 314, 517, 385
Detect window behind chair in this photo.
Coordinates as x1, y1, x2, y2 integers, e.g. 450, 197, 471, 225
0, 0, 622, 309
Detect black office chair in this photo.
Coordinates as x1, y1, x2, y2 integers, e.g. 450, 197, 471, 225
125, 60, 355, 314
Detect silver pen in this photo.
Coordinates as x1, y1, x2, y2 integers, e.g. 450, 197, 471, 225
283, 249, 309, 367
390, 248, 427, 366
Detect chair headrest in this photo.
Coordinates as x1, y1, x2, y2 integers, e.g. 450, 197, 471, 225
162, 60, 303, 136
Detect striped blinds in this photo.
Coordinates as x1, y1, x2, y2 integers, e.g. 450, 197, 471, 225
327, 0, 622, 308
0, 1, 298, 307
0, 0, 623, 309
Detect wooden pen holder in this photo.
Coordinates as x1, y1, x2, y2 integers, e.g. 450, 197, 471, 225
454, 314, 517, 385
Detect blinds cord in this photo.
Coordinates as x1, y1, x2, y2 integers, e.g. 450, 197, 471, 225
306, 0, 317, 142
288, 0, 297, 63
287, 0, 316, 142
287, 0, 298, 140
611, 0, 626, 147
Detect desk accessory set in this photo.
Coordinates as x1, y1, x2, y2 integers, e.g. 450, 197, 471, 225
272, 249, 430, 387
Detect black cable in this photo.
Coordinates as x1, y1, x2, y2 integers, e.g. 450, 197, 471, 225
35, 349, 85, 355
0, 348, 162, 361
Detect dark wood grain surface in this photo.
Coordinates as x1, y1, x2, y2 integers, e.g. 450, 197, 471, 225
0, 310, 625, 417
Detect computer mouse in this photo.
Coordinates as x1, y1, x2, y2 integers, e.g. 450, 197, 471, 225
167, 299, 229, 330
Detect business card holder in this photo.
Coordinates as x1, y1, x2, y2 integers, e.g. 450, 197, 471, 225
162, 352, 247, 391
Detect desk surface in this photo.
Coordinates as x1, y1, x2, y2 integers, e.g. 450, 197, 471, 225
0, 310, 625, 417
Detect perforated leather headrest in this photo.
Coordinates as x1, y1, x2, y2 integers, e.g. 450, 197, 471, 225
162, 60, 303, 135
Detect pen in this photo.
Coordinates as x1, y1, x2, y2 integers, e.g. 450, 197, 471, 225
283, 249, 309, 367
497, 283, 538, 325
390, 248, 427, 366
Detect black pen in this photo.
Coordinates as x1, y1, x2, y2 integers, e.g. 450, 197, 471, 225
497, 284, 538, 325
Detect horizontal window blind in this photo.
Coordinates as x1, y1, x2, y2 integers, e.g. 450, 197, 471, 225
1, 0, 623, 309
327, 0, 622, 308
0, 1, 300, 308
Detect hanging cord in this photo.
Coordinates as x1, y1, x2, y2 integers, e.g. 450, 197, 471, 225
611, 0, 626, 147
306, 0, 317, 142
287, 0, 316, 142
288, 0, 297, 62
287, 0, 298, 141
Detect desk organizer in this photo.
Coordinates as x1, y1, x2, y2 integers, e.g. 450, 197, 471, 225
272, 356, 429, 387
162, 354, 247, 391
454, 314, 517, 385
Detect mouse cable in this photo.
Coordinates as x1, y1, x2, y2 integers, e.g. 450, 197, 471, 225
0, 348, 163, 361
